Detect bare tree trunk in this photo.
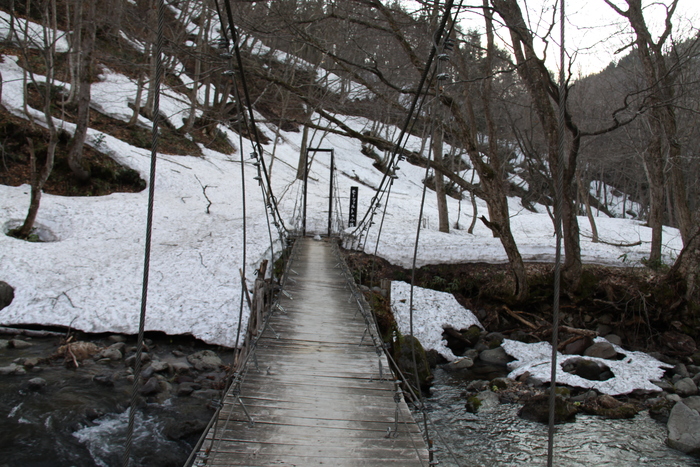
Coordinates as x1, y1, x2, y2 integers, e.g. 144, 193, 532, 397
66, 0, 96, 181
603, 0, 691, 263
432, 118, 449, 233
491, 0, 582, 290
184, 2, 209, 133
15, 0, 59, 238
129, 71, 146, 126
577, 170, 599, 243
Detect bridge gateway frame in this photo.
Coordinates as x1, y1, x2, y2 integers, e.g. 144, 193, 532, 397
302, 147, 335, 237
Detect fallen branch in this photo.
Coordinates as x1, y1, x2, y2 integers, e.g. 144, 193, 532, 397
0, 326, 65, 337
560, 325, 598, 338
581, 233, 643, 248
501, 306, 538, 330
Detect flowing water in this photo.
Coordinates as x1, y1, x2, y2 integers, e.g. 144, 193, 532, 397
422, 368, 700, 466
0, 333, 224, 467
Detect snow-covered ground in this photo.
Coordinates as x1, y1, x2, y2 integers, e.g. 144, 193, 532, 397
0, 16, 684, 394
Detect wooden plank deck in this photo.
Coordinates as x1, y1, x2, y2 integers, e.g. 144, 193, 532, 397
195, 237, 429, 466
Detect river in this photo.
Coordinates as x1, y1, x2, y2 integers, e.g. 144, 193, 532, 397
421, 368, 700, 466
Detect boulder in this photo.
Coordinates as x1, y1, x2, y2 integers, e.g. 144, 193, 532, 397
519, 394, 577, 424
583, 342, 617, 359
674, 378, 699, 397
479, 347, 511, 366
393, 335, 432, 390
187, 350, 223, 372
172, 361, 192, 374
26, 377, 46, 391
125, 353, 151, 367
97, 347, 123, 361
663, 331, 697, 356
9, 339, 32, 349
673, 363, 691, 378
683, 396, 700, 413
490, 377, 511, 390
485, 332, 505, 348
461, 325, 483, 346
581, 394, 639, 419
563, 336, 593, 355
22, 357, 39, 369
563, 357, 612, 381
0, 281, 14, 310
0, 363, 25, 375
649, 397, 675, 423
140, 376, 161, 395
668, 402, 700, 455
604, 334, 622, 346
150, 361, 171, 373
444, 357, 473, 370
176, 382, 196, 397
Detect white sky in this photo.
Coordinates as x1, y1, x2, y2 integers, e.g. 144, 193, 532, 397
407, 0, 700, 76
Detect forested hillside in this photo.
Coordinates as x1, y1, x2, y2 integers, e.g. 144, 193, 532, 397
1, 0, 700, 319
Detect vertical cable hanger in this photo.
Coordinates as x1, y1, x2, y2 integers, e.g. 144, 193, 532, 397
123, 0, 166, 465
548, 0, 566, 465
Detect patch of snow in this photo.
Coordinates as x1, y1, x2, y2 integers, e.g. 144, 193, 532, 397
0, 10, 69, 52
391, 281, 482, 362
503, 337, 672, 395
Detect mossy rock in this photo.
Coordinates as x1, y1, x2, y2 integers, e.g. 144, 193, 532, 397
465, 396, 482, 413
461, 325, 482, 346
394, 335, 432, 390
519, 394, 578, 424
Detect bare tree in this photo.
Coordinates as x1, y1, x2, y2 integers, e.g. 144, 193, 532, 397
490, 0, 583, 289
65, 0, 96, 181
602, 0, 693, 266
13, 0, 61, 239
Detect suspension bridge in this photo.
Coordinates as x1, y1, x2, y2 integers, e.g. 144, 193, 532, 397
191, 236, 430, 466
125, 0, 567, 464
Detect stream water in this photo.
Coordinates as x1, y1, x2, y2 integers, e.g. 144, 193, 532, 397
423, 368, 700, 466
4, 332, 700, 466
0, 332, 229, 467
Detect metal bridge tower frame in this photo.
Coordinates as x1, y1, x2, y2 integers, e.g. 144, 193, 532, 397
302, 148, 335, 237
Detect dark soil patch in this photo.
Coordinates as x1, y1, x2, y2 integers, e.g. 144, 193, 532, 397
341, 248, 694, 357
0, 108, 145, 196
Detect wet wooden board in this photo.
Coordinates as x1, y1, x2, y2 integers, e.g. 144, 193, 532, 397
195, 237, 429, 466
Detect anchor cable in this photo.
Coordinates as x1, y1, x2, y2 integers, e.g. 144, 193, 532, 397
123, 0, 166, 464
548, 0, 566, 465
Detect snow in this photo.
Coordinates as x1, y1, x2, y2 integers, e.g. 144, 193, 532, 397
503, 338, 672, 396
0, 32, 685, 394
0, 10, 69, 53
391, 281, 482, 362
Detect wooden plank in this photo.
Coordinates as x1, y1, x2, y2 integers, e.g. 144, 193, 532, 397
195, 238, 429, 466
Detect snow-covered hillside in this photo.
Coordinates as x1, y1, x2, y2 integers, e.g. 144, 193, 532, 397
0, 13, 684, 348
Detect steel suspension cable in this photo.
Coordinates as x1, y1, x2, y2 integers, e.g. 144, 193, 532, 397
222, 0, 288, 240
123, 0, 166, 465
351, 0, 457, 243
548, 0, 566, 465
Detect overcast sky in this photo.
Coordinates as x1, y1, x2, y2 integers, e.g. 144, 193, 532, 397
406, 0, 700, 76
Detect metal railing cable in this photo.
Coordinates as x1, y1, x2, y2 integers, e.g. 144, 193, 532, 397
218, 0, 289, 245
548, 0, 566, 465
122, 0, 165, 465
349, 0, 457, 249
186, 238, 300, 467
331, 241, 461, 466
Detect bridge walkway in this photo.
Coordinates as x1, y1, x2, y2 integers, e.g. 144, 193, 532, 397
194, 237, 429, 466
